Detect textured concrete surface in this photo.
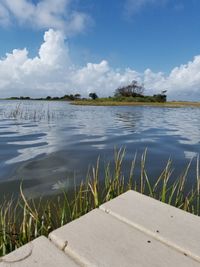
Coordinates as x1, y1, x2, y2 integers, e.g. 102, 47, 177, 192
2, 190, 200, 267
49, 209, 200, 267
100, 190, 200, 263
0, 236, 80, 267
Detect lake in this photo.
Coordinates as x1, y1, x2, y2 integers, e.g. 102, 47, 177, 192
0, 100, 200, 200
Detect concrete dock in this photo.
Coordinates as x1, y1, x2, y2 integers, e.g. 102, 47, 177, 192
1, 190, 200, 266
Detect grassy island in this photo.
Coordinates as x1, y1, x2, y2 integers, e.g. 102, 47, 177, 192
71, 81, 200, 108
3, 80, 200, 107
72, 99, 200, 108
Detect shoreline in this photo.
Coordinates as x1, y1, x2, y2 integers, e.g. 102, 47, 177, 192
1, 98, 200, 108
71, 100, 200, 108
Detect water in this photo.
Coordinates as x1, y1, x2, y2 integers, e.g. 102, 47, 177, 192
0, 100, 200, 200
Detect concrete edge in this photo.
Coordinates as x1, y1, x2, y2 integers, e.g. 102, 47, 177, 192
99, 204, 200, 264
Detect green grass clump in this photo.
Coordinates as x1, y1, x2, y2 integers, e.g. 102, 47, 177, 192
0, 148, 200, 256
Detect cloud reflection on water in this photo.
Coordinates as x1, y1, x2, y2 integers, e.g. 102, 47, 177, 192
0, 100, 200, 197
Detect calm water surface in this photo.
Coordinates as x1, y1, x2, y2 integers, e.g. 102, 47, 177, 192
0, 100, 200, 199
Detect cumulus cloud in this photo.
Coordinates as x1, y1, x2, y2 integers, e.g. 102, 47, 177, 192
0, 29, 70, 96
0, 0, 90, 35
0, 28, 200, 100
70, 61, 141, 96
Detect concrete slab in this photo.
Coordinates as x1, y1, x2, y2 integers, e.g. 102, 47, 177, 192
100, 190, 200, 263
0, 236, 80, 267
49, 209, 199, 267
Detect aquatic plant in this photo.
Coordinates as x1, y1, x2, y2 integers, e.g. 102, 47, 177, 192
0, 148, 200, 256
2, 102, 57, 122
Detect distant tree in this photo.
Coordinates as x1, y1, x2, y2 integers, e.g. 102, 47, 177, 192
115, 80, 144, 97
153, 94, 167, 103
89, 93, 98, 100
46, 96, 52, 100
60, 94, 69, 100
52, 97, 59, 100
19, 96, 30, 100
9, 97, 19, 100
69, 94, 75, 100
74, 93, 81, 99
153, 90, 167, 103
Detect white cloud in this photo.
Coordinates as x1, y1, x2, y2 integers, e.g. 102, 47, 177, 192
0, 0, 90, 35
142, 56, 200, 99
0, 29, 70, 96
0, 28, 200, 100
70, 62, 141, 96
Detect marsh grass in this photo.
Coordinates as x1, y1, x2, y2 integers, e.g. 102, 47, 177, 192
3, 102, 57, 122
0, 148, 200, 256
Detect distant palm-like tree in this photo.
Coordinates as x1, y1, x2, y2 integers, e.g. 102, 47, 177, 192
89, 92, 98, 100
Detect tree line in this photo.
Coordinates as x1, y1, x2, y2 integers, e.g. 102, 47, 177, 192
88, 80, 167, 102
7, 80, 167, 103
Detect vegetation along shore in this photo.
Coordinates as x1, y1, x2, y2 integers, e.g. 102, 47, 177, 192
72, 100, 200, 108
1, 149, 200, 256
3, 80, 200, 108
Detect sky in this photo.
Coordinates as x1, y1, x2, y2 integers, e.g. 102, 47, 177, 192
0, 0, 200, 100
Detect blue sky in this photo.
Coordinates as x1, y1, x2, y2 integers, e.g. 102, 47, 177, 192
74, 0, 200, 72
0, 0, 200, 100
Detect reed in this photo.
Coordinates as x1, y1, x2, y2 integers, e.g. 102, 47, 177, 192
0, 148, 200, 256
3, 103, 56, 122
